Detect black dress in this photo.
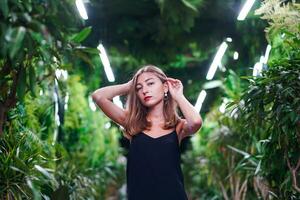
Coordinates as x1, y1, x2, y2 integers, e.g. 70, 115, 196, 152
126, 130, 188, 200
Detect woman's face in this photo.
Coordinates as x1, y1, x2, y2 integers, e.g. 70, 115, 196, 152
135, 72, 168, 107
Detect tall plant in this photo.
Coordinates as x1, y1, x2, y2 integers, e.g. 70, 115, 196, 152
0, 1, 124, 199
236, 58, 300, 198
0, 108, 58, 199
182, 70, 257, 200
0, 0, 94, 135
227, 0, 300, 199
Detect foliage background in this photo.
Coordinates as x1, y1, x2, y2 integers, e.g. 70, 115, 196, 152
0, 0, 299, 199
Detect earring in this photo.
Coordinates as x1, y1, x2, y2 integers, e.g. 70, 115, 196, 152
164, 92, 168, 101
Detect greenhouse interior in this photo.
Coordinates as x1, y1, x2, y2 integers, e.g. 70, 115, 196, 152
0, 0, 299, 199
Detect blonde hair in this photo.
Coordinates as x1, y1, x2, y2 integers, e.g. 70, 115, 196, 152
122, 65, 180, 141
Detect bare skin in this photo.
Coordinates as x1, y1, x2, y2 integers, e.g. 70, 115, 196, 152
92, 71, 202, 143
135, 72, 174, 138
135, 72, 202, 141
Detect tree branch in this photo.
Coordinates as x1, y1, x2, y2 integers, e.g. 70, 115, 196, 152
218, 180, 230, 200
0, 67, 19, 135
286, 156, 300, 193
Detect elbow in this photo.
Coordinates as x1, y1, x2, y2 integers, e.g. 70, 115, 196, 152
91, 91, 103, 103
193, 117, 203, 130
91, 92, 98, 102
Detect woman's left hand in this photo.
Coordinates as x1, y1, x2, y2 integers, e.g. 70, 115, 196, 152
166, 77, 184, 100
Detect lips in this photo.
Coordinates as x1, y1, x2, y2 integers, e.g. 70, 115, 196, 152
144, 96, 152, 101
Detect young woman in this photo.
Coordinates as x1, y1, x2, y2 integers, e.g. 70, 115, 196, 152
92, 65, 202, 200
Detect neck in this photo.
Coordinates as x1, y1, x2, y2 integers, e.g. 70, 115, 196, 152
147, 101, 164, 122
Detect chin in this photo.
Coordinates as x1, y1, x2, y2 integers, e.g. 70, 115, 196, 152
142, 102, 154, 107
142, 99, 162, 108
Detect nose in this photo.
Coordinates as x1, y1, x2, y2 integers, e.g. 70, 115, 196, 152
142, 87, 149, 95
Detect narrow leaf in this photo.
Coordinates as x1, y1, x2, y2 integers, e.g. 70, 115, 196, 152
0, 0, 8, 19
9, 26, 26, 59
28, 65, 36, 97
181, 0, 198, 12
17, 66, 26, 102
70, 26, 92, 43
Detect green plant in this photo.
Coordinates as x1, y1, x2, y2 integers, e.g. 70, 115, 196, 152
0, 0, 96, 135
255, 0, 300, 61
0, 3, 109, 197
233, 58, 300, 199
0, 128, 58, 199
182, 70, 259, 200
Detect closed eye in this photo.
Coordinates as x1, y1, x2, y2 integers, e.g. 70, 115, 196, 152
136, 82, 154, 91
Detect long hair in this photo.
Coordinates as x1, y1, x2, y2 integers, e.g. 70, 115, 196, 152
122, 65, 180, 141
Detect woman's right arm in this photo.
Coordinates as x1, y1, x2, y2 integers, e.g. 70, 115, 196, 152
91, 80, 132, 128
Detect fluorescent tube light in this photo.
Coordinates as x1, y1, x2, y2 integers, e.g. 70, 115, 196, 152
233, 51, 239, 60
206, 42, 228, 80
237, 0, 255, 21
76, 0, 88, 20
97, 44, 115, 82
194, 90, 207, 113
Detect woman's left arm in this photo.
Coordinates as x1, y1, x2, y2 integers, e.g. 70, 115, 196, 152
167, 78, 202, 136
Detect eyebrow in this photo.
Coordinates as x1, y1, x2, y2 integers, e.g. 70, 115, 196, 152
136, 78, 154, 86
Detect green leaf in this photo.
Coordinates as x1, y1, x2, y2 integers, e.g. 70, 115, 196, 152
34, 165, 53, 180
28, 65, 36, 97
14, 156, 29, 171
75, 46, 100, 55
0, 0, 9, 19
181, 0, 198, 12
9, 26, 26, 59
70, 26, 92, 43
9, 165, 26, 174
227, 145, 250, 158
254, 160, 261, 175
17, 66, 26, 102
23, 2, 32, 12
26, 178, 41, 200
